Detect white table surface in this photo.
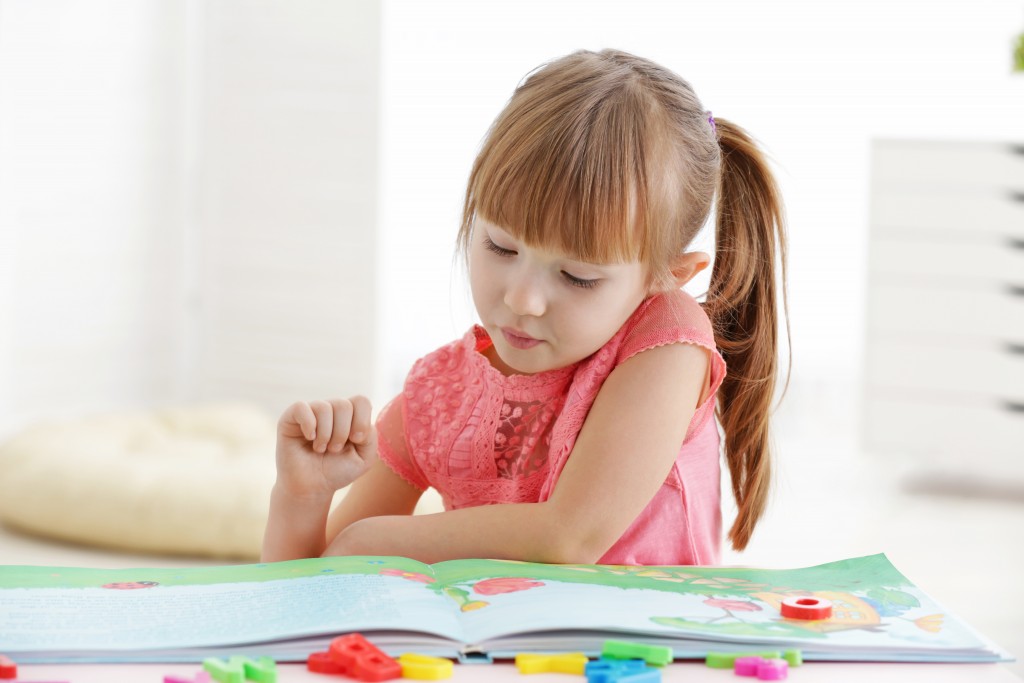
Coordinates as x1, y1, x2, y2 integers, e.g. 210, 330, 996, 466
5, 661, 1021, 682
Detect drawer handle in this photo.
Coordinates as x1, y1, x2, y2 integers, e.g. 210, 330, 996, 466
1011, 144, 1024, 156
1009, 237, 1024, 250
1007, 342, 1024, 355
1004, 400, 1024, 414
1008, 284, 1024, 297
1010, 191, 1024, 203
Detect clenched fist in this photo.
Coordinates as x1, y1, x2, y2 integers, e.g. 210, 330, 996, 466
273, 397, 378, 501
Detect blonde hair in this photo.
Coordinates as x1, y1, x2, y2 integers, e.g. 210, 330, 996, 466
458, 49, 788, 551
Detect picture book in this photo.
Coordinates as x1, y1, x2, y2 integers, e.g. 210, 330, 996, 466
0, 553, 1009, 664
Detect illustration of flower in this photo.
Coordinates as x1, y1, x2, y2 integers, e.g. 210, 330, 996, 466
913, 614, 944, 633
472, 577, 545, 595
379, 569, 435, 584
703, 598, 762, 612
442, 586, 490, 612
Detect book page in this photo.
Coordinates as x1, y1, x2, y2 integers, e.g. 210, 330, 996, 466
0, 554, 1007, 663
0, 556, 466, 656
426, 555, 1000, 662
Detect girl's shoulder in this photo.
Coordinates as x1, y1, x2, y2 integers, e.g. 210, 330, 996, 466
646, 288, 712, 328
618, 289, 717, 362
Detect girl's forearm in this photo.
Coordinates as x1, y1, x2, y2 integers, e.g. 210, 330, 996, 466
322, 502, 598, 564
261, 484, 334, 562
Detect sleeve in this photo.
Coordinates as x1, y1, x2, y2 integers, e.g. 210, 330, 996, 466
617, 291, 726, 441
375, 394, 429, 491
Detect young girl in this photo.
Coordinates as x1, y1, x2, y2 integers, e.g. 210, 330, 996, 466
262, 49, 786, 567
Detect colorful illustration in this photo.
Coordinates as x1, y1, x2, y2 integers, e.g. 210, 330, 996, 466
383, 567, 545, 611
370, 554, 944, 640
101, 581, 160, 590
378, 569, 434, 584
0, 554, 1006, 665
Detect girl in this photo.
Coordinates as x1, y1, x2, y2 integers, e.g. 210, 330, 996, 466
262, 49, 787, 566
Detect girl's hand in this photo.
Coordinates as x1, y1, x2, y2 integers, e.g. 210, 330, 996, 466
274, 397, 378, 501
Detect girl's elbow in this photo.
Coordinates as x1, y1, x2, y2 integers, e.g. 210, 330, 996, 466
538, 537, 608, 565
534, 513, 614, 564
553, 546, 605, 565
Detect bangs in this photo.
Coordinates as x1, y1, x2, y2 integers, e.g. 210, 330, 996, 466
463, 67, 669, 266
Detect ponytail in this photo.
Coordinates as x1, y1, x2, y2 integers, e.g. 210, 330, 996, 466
704, 118, 789, 551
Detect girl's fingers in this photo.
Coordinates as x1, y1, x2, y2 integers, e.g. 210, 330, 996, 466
309, 400, 335, 453
282, 397, 373, 458
348, 395, 373, 448
326, 399, 355, 453
281, 401, 317, 441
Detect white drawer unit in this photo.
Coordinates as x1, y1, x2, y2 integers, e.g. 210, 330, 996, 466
864, 139, 1024, 478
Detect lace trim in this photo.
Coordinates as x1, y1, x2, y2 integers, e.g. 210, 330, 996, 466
539, 342, 619, 500
431, 468, 549, 509
378, 421, 428, 491
493, 397, 559, 479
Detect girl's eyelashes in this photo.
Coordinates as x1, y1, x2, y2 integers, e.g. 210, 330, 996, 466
484, 233, 600, 290
483, 236, 516, 257
561, 271, 600, 289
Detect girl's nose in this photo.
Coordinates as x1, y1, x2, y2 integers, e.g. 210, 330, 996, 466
504, 271, 547, 317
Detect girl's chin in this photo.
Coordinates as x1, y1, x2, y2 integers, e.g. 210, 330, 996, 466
495, 347, 583, 377
490, 345, 552, 376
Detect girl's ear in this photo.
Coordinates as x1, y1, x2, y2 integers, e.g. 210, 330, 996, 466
653, 251, 711, 292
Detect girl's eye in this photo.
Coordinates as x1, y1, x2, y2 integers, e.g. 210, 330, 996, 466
561, 271, 599, 290
484, 237, 516, 257
484, 234, 598, 289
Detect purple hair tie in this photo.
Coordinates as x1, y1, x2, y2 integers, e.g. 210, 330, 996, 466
706, 111, 716, 134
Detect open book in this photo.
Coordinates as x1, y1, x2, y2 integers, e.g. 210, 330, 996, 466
0, 553, 1009, 664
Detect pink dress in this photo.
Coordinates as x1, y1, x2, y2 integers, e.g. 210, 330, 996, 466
377, 289, 727, 565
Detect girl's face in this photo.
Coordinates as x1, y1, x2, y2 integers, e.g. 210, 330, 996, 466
469, 216, 651, 376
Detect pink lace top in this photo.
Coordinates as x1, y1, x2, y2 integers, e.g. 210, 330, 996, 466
377, 289, 727, 565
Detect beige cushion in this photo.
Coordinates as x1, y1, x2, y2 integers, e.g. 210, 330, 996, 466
0, 404, 442, 560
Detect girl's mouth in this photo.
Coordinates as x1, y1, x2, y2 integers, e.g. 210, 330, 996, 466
501, 328, 542, 349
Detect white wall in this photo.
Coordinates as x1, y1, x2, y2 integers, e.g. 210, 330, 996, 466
0, 1, 183, 426
193, 0, 381, 409
0, 0, 381, 432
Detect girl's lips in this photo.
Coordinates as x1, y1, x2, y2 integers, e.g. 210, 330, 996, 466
501, 327, 542, 349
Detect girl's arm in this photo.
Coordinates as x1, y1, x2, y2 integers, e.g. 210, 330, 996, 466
262, 396, 419, 562
323, 341, 709, 564
308, 458, 425, 549
323, 400, 424, 544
